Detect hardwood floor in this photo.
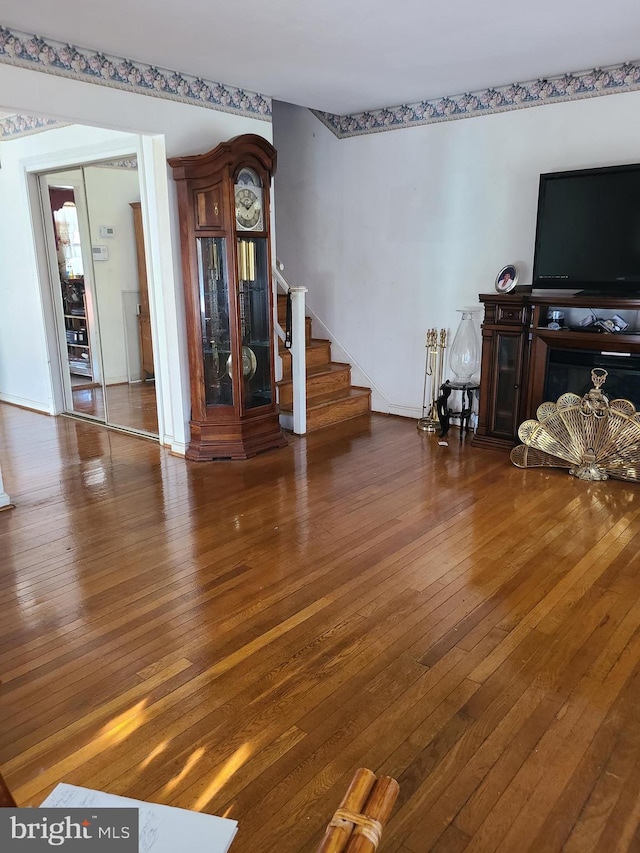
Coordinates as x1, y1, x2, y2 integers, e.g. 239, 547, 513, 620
1, 401, 640, 851
71, 380, 159, 435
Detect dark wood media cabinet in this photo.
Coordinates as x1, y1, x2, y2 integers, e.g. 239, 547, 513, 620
472, 290, 640, 451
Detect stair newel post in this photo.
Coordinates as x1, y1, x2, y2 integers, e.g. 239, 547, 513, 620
289, 285, 308, 435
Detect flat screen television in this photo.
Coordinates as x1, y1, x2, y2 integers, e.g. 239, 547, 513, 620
532, 163, 640, 294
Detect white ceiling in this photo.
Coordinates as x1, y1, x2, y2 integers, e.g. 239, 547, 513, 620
3, 0, 640, 115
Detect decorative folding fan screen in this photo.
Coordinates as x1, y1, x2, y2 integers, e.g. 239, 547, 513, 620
510, 369, 640, 482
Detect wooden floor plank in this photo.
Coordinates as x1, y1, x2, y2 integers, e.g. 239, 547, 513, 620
2, 403, 640, 851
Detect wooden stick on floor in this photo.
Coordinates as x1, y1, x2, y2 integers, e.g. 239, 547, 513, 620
316, 769, 377, 853
345, 776, 400, 853
316, 769, 399, 853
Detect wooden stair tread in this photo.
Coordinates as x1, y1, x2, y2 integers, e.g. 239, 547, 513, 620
280, 386, 370, 413
279, 337, 330, 351
308, 387, 370, 410
276, 297, 370, 430
278, 338, 332, 382
278, 362, 350, 385
307, 361, 350, 374
280, 338, 330, 359
276, 313, 312, 345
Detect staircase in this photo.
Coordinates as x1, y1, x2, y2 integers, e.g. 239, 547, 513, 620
277, 294, 371, 432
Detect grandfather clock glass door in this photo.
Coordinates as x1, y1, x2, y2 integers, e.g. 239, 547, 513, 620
197, 237, 233, 407
237, 237, 271, 409
169, 133, 285, 460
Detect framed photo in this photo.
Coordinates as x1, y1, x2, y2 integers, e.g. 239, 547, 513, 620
495, 264, 518, 293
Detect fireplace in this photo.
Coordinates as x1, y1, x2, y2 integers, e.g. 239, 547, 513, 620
545, 347, 640, 408
472, 291, 640, 452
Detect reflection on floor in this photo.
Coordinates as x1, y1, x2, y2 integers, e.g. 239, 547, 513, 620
3, 407, 640, 850
70, 381, 158, 435
70, 376, 99, 389
71, 386, 105, 421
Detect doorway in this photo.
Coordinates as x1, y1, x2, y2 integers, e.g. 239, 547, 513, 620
41, 162, 159, 437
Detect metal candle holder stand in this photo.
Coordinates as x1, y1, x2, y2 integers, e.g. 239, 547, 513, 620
417, 328, 447, 433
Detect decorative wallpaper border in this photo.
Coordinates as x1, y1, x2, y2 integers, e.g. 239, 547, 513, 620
312, 60, 640, 138
1, 23, 639, 141
95, 157, 138, 170
0, 113, 67, 139
0, 25, 271, 121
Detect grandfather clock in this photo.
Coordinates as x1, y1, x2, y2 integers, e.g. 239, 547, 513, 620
169, 134, 286, 460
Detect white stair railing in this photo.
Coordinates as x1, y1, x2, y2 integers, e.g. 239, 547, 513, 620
273, 259, 307, 435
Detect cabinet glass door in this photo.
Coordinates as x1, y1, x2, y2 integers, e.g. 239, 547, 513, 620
493, 332, 522, 435
236, 237, 272, 409
197, 237, 233, 407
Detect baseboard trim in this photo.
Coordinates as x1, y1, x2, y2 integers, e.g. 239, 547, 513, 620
168, 439, 187, 456
387, 404, 422, 419
0, 393, 52, 414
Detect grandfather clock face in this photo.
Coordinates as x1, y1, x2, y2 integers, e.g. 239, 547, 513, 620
235, 167, 264, 232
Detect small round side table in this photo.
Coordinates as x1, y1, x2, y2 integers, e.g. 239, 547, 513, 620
436, 379, 480, 442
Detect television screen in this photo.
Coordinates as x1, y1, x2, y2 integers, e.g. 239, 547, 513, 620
532, 164, 640, 293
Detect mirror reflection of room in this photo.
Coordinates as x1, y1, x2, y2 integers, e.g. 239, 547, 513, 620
85, 163, 158, 436
47, 162, 158, 437
48, 180, 105, 421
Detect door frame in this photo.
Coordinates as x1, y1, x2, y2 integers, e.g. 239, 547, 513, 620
21, 134, 189, 454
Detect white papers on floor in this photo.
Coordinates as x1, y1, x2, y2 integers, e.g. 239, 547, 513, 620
41, 783, 238, 852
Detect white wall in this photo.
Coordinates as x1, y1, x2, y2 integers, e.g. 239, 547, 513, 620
0, 64, 272, 158
0, 63, 272, 451
272, 91, 640, 417
0, 127, 138, 412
